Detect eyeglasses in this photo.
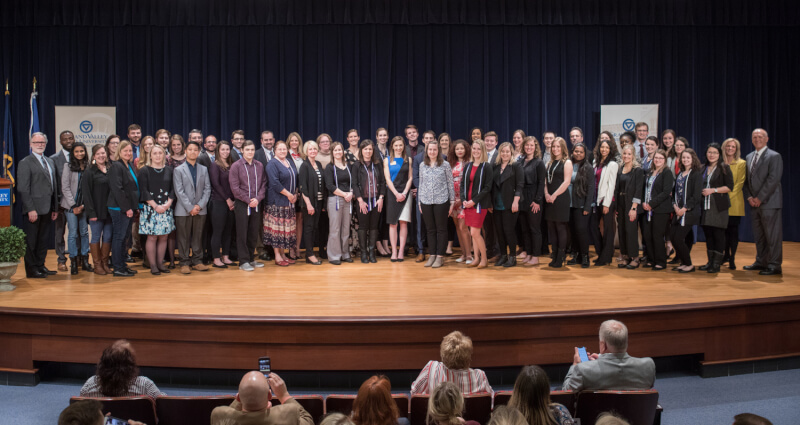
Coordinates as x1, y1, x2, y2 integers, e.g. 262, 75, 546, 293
31, 141, 47, 145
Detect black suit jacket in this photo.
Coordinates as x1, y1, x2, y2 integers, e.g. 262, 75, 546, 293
673, 169, 704, 224
704, 164, 734, 212
460, 162, 494, 210
197, 152, 214, 169
570, 162, 596, 213
253, 147, 273, 168
298, 159, 327, 211
644, 169, 675, 214
615, 167, 645, 214
107, 161, 140, 212
352, 160, 387, 201
16, 154, 58, 215
50, 150, 69, 206
492, 162, 523, 209
519, 157, 546, 206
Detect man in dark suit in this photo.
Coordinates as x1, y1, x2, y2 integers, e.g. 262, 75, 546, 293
483, 131, 500, 260
17, 132, 60, 278
198, 133, 217, 168
743, 128, 783, 276
50, 130, 74, 271
197, 133, 216, 264
254, 130, 275, 261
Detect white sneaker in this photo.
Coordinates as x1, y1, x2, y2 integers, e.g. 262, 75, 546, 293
239, 263, 255, 271
465, 259, 473, 265
251, 261, 265, 268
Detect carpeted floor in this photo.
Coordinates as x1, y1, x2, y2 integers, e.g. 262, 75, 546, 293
1, 369, 797, 425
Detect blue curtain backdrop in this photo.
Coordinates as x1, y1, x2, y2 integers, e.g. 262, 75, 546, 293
0, 0, 798, 240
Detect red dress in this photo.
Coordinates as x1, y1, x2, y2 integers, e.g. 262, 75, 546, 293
464, 164, 487, 228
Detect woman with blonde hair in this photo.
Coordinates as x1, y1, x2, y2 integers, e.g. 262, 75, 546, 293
487, 406, 528, 425
518, 137, 545, 265
134, 136, 155, 170
721, 138, 746, 269
460, 140, 493, 269
508, 365, 574, 425
615, 144, 645, 269
411, 331, 492, 395
427, 382, 479, 425
544, 137, 572, 268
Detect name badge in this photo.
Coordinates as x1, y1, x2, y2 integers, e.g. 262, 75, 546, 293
390, 161, 397, 166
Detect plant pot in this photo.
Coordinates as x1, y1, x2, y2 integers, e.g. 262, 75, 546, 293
0, 261, 19, 291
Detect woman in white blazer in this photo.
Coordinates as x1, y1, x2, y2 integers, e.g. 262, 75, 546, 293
590, 139, 620, 266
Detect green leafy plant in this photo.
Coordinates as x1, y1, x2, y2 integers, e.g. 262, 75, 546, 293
0, 226, 26, 263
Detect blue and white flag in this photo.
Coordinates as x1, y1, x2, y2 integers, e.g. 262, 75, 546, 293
29, 84, 40, 139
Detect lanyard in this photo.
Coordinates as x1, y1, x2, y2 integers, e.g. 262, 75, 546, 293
334, 164, 352, 213
363, 162, 376, 211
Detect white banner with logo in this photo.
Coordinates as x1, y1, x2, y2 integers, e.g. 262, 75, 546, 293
600, 104, 659, 142
54, 106, 117, 152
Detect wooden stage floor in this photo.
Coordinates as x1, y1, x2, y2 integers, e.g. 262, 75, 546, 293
1, 242, 799, 373
0, 242, 797, 319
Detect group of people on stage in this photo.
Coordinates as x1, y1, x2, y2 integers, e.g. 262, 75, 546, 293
17, 121, 783, 277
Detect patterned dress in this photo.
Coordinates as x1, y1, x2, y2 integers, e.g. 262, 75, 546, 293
138, 166, 176, 235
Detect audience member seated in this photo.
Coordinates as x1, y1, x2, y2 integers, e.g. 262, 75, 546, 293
79, 339, 165, 398
594, 412, 630, 425
562, 320, 655, 392
59, 400, 145, 425
509, 365, 574, 425
322, 413, 356, 425
211, 371, 313, 425
427, 382, 480, 425
411, 331, 493, 395
487, 406, 527, 425
352, 375, 409, 425
733, 413, 773, 425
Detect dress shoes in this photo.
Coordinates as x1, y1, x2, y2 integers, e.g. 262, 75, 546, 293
192, 264, 209, 271
57, 262, 68, 272
329, 259, 342, 265
113, 268, 135, 277
416, 253, 426, 263
342, 257, 354, 263
260, 251, 274, 261
26, 269, 48, 278
743, 263, 766, 271
305, 258, 322, 265
40, 266, 58, 276
759, 266, 782, 276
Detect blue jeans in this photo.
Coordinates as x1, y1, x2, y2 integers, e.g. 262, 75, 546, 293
89, 217, 113, 244
109, 209, 132, 270
66, 209, 90, 257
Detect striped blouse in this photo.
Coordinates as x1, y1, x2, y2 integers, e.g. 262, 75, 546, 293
80, 375, 165, 399
410, 360, 493, 395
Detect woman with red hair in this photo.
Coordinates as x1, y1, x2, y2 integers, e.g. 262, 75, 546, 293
352, 375, 408, 425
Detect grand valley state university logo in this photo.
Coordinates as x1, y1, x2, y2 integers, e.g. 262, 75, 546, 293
80, 120, 93, 133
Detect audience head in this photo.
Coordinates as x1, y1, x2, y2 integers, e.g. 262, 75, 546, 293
170, 134, 185, 156
127, 124, 142, 145
652, 149, 668, 173
331, 142, 345, 165
599, 320, 628, 353
188, 129, 203, 143
69, 142, 89, 171
352, 375, 399, 425
422, 130, 436, 146
424, 140, 443, 167
619, 131, 635, 147
705, 142, 722, 166
645, 136, 660, 153
236, 371, 272, 412
321, 413, 356, 425
317, 133, 333, 153
571, 142, 587, 165
733, 413, 773, 425
595, 412, 631, 425
427, 382, 464, 425
661, 130, 676, 151
438, 133, 451, 154
149, 144, 168, 167
440, 330, 473, 370
470, 140, 488, 164
508, 365, 556, 425
620, 144, 641, 168
376, 128, 389, 145
242, 139, 256, 161
204, 134, 218, 153
215, 141, 234, 169
58, 399, 104, 425
96, 339, 139, 397
674, 137, 688, 155
305, 140, 320, 159
231, 130, 245, 149
487, 405, 528, 425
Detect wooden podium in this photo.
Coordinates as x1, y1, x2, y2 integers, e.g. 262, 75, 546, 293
0, 178, 11, 227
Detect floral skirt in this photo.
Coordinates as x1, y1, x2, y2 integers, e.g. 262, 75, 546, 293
138, 205, 175, 235
263, 204, 297, 249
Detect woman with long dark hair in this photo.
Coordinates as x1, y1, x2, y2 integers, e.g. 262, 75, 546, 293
209, 141, 236, 268
642, 150, 675, 270
61, 142, 93, 274
508, 365, 575, 425
615, 145, 645, 269
418, 140, 455, 268
722, 138, 746, 269
375, 128, 392, 257
567, 143, 595, 268
543, 138, 572, 268
353, 140, 386, 263
698, 143, 733, 273
265, 140, 300, 267
324, 142, 354, 265
83, 145, 113, 275
671, 149, 704, 273
384, 136, 413, 262
448, 139, 473, 264
80, 340, 164, 398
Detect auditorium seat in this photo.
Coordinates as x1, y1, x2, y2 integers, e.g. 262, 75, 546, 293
271, 395, 325, 424
155, 395, 235, 425
325, 394, 356, 414
70, 396, 157, 425
463, 393, 493, 425
574, 390, 659, 425
393, 393, 410, 416
409, 394, 429, 425
492, 390, 575, 416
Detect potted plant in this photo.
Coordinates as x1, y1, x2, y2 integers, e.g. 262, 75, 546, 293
0, 225, 26, 291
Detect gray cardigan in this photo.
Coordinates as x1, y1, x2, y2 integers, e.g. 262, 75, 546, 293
60, 166, 84, 210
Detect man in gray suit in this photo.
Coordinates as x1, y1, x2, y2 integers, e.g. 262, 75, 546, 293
17, 132, 60, 278
173, 141, 212, 274
50, 130, 74, 271
562, 319, 655, 391
743, 129, 783, 276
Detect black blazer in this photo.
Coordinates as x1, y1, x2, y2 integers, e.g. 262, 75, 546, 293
298, 159, 327, 211
460, 162, 494, 210
492, 162, 523, 209
615, 167, 645, 214
644, 169, 675, 214
570, 162, 596, 213
673, 168, 704, 224
253, 147, 273, 168
197, 152, 213, 169
519, 157, 545, 206
704, 164, 734, 212
82, 166, 111, 220
107, 160, 140, 212
352, 160, 387, 201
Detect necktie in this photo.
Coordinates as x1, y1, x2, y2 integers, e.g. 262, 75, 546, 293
40, 156, 53, 187
639, 143, 644, 159
751, 152, 760, 172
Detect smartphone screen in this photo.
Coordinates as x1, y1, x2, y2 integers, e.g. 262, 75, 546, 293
106, 417, 128, 425
258, 356, 271, 378
578, 347, 589, 363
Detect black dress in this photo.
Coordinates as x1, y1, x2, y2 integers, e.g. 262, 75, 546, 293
544, 160, 570, 222
385, 157, 411, 225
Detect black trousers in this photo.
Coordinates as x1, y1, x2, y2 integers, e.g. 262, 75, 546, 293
643, 212, 669, 267
671, 221, 695, 266
421, 202, 450, 256
202, 201, 213, 260
702, 225, 726, 252
234, 200, 262, 264
317, 209, 329, 254
210, 199, 234, 258
23, 212, 53, 273
303, 207, 322, 258
547, 220, 569, 251
570, 208, 592, 256
483, 210, 499, 256
591, 206, 616, 263
519, 208, 543, 256
725, 215, 742, 259
357, 203, 381, 251
493, 209, 519, 256
617, 206, 640, 258
540, 206, 551, 254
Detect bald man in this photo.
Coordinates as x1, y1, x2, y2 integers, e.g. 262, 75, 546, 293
211, 372, 314, 425
743, 129, 783, 276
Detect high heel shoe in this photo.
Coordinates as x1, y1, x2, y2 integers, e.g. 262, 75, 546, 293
626, 261, 640, 269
